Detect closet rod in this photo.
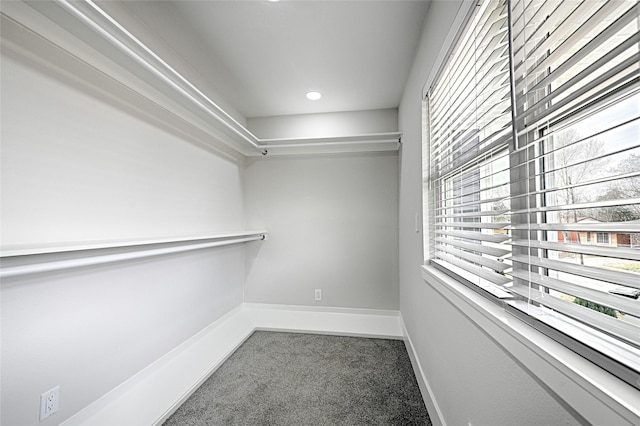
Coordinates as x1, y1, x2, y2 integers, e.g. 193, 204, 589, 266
0, 235, 265, 279
57, 0, 264, 153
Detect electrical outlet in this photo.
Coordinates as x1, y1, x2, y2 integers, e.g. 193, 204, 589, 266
40, 386, 59, 421
314, 289, 322, 301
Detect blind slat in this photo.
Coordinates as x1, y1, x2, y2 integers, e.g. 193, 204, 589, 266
432, 257, 513, 287
436, 229, 511, 244
436, 237, 511, 258
510, 197, 640, 215
438, 222, 510, 230
511, 254, 640, 289
436, 243, 511, 272
508, 223, 640, 233
510, 239, 640, 261
510, 270, 640, 317
435, 191, 510, 208
436, 209, 510, 219
508, 283, 640, 348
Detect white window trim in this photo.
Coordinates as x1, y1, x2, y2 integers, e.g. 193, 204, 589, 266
422, 264, 640, 425
421, 0, 477, 100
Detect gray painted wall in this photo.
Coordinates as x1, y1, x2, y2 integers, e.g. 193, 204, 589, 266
244, 152, 399, 310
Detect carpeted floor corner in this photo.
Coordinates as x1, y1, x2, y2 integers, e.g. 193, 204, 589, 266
163, 331, 431, 425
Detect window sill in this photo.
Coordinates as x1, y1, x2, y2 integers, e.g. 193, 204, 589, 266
421, 264, 640, 426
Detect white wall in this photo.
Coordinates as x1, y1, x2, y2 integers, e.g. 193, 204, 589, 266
244, 152, 399, 310
1, 249, 246, 426
398, 1, 583, 425
1, 16, 247, 426
1, 20, 243, 248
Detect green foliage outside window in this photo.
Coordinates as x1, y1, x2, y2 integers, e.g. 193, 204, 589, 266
573, 297, 617, 318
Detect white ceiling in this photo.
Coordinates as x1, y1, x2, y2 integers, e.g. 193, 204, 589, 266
122, 0, 430, 119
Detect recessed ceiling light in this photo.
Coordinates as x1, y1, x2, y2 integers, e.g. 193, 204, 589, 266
306, 91, 322, 101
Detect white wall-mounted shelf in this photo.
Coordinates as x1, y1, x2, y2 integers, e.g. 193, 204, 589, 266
258, 132, 401, 156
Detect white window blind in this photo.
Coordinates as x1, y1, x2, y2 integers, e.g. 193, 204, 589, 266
509, 0, 640, 387
428, 0, 514, 297
426, 0, 640, 389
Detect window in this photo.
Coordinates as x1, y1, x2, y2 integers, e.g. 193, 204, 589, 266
597, 232, 610, 245
424, 0, 640, 389
427, 0, 513, 297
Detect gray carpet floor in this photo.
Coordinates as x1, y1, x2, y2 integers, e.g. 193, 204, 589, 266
163, 331, 431, 425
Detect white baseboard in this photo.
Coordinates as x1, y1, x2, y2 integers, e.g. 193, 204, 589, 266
60, 305, 253, 426
245, 303, 404, 339
61, 303, 404, 426
400, 314, 446, 426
